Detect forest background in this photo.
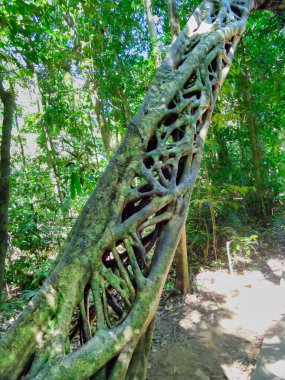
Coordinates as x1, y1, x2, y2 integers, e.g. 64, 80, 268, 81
0, 0, 284, 312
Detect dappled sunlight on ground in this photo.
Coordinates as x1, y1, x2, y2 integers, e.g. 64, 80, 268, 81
196, 267, 284, 335
148, 239, 285, 380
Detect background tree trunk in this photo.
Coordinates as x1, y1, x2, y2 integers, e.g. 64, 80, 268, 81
143, 0, 161, 67
92, 83, 112, 160
241, 68, 267, 221
168, 0, 181, 43
35, 74, 63, 203
247, 113, 267, 220
0, 78, 15, 304
204, 159, 218, 260
174, 224, 190, 294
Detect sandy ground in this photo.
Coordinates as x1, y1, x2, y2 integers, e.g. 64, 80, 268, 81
148, 234, 285, 380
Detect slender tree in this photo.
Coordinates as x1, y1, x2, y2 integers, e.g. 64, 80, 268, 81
241, 67, 267, 220
34, 73, 64, 203
0, 1, 283, 379
0, 78, 15, 303
174, 223, 189, 293
168, 0, 181, 42
143, 0, 162, 67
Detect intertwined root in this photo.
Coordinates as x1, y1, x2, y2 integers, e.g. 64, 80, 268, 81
67, 0, 249, 371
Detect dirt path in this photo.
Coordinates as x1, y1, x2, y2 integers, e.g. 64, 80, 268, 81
148, 230, 285, 380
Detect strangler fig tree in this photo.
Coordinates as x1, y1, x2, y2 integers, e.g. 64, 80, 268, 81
0, 0, 283, 379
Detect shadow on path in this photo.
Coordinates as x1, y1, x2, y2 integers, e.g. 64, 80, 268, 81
148, 243, 285, 380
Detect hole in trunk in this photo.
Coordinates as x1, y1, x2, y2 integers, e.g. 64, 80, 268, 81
146, 134, 158, 152
143, 156, 154, 168
176, 156, 188, 185
184, 73, 197, 89
164, 114, 178, 126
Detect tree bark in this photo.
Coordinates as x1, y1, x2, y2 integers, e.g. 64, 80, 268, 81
42, 123, 64, 203
143, 0, 161, 67
174, 224, 190, 294
254, 0, 285, 12
241, 68, 267, 221
167, 0, 190, 295
168, 0, 181, 43
247, 114, 267, 220
15, 116, 27, 169
35, 74, 63, 203
90, 76, 112, 160
204, 159, 218, 260
0, 1, 283, 379
0, 78, 15, 304
94, 92, 112, 160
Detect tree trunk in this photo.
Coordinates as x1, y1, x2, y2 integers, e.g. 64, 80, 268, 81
0, 78, 15, 304
167, 0, 190, 295
254, 0, 285, 13
168, 0, 181, 43
241, 68, 267, 221
174, 224, 190, 294
42, 123, 64, 203
35, 74, 63, 203
204, 159, 218, 260
247, 113, 267, 220
0, 1, 282, 379
91, 77, 112, 160
15, 116, 27, 169
113, 51, 132, 128
143, 0, 161, 67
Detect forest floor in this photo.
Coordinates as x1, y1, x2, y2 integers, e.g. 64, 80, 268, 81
148, 226, 285, 380
1, 225, 284, 380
